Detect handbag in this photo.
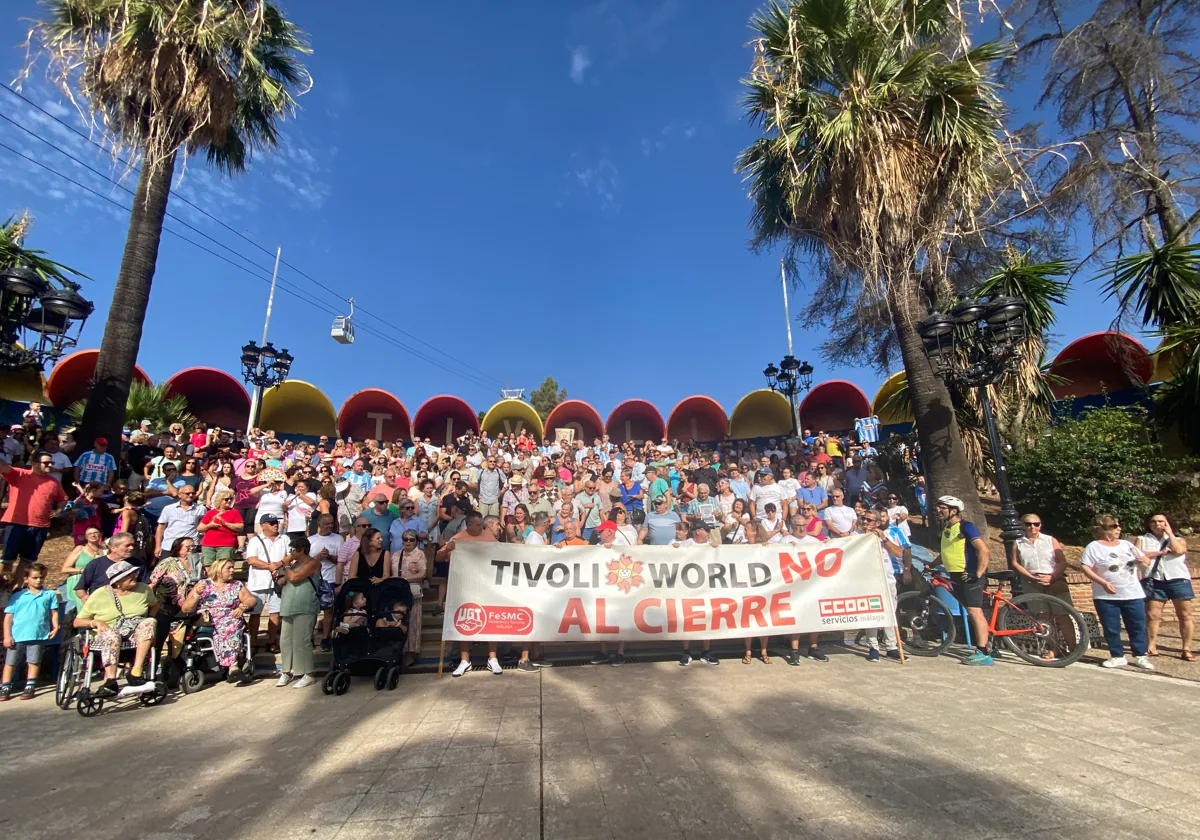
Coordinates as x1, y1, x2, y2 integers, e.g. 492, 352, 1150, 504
1140, 536, 1170, 598
107, 586, 143, 636
308, 573, 335, 609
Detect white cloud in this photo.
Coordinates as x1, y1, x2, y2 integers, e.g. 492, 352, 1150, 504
564, 152, 620, 214
569, 46, 592, 85
684, 125, 697, 139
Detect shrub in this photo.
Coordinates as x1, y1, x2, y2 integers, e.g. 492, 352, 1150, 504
1007, 406, 1173, 541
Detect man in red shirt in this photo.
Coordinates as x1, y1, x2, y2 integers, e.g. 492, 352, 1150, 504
1, 451, 68, 579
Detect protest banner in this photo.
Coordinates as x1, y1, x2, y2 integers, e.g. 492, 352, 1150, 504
441, 534, 897, 645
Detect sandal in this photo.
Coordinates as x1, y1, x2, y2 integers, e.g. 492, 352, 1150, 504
761, 653, 771, 665
742, 652, 752, 665
1182, 651, 1196, 662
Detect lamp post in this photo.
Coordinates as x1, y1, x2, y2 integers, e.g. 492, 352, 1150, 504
763, 355, 814, 437
241, 340, 293, 434
917, 295, 1027, 571
0, 265, 94, 370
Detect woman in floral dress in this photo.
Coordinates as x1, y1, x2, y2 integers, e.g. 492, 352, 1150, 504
392, 532, 428, 666
180, 557, 259, 682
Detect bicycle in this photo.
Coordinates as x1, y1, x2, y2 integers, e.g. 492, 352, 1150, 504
895, 563, 1090, 667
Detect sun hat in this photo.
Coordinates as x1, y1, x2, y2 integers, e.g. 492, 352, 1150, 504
106, 561, 139, 585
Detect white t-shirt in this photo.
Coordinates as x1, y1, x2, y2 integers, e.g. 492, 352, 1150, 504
822, 505, 856, 537
244, 533, 289, 591
750, 483, 784, 520
256, 490, 288, 523
777, 478, 800, 505
1138, 533, 1190, 581
886, 505, 911, 538
285, 493, 314, 534
46, 451, 73, 483
309, 533, 346, 584
1080, 539, 1146, 600
524, 531, 546, 546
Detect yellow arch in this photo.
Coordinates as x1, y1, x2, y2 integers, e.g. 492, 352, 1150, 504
1151, 339, 1188, 384
0, 365, 47, 404
258, 379, 337, 437
871, 371, 913, 425
481, 399, 544, 440
728, 389, 793, 439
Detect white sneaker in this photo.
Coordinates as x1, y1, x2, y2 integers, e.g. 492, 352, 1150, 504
451, 660, 471, 678
1101, 656, 1128, 669
487, 657, 503, 675
1131, 656, 1155, 671
292, 674, 316, 689
275, 672, 294, 687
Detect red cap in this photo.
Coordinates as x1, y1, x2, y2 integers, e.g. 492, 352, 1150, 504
94, 437, 109, 446
596, 521, 618, 533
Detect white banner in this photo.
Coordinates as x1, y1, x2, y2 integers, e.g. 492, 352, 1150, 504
442, 534, 897, 642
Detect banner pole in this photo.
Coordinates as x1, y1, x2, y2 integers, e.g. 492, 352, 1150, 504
437, 640, 445, 679
895, 627, 906, 664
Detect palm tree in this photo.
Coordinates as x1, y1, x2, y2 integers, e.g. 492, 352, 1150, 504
28, 1, 311, 449
1106, 242, 1200, 450
737, 0, 1010, 530
65, 380, 198, 432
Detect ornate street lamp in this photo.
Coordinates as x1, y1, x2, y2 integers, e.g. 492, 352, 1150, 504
918, 294, 1028, 569
763, 354, 814, 436
241, 340, 294, 430
0, 266, 93, 370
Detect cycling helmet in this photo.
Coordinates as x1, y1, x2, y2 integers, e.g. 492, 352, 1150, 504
936, 495, 965, 511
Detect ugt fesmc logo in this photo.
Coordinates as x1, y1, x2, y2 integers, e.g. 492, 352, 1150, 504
454, 603, 534, 636
818, 595, 885, 617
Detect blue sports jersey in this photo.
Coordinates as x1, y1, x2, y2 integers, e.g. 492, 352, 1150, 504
855, 416, 881, 443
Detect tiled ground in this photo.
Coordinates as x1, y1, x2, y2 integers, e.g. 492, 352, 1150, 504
2, 651, 1198, 839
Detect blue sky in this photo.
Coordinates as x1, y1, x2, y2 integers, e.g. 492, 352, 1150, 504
0, 0, 1126, 421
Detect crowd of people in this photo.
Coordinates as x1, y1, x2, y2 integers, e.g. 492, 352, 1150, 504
0, 404, 1193, 698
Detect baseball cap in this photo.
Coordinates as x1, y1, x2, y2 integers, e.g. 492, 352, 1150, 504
260, 514, 281, 526
595, 521, 617, 533
94, 437, 109, 446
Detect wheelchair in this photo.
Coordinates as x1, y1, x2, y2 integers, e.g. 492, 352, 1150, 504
55, 626, 168, 717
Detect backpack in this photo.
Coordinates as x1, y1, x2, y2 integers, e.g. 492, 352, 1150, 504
130, 514, 154, 560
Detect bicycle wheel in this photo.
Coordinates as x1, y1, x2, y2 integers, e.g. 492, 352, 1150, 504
896, 591, 956, 656
997, 593, 1089, 667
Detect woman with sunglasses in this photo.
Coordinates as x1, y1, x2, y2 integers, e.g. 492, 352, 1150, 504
1139, 513, 1194, 660
885, 492, 911, 538
1080, 515, 1153, 670
393, 530, 428, 667
177, 458, 203, 491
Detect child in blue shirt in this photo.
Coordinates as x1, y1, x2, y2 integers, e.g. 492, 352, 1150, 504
2, 564, 60, 701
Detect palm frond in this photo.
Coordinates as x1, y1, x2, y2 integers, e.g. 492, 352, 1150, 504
1104, 242, 1200, 329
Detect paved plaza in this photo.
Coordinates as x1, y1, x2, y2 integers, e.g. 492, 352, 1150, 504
1, 653, 1198, 840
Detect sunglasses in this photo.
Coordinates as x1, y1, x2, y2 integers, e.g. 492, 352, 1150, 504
402, 536, 417, 543
1023, 522, 1042, 527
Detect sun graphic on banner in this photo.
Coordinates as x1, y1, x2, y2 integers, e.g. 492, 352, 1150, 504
605, 554, 645, 593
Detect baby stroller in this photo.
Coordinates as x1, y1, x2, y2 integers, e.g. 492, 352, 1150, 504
322, 577, 413, 696
170, 612, 254, 693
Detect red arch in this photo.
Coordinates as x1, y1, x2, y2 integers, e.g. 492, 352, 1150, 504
666, 395, 727, 442
605, 399, 665, 445
544, 400, 605, 444
164, 367, 250, 430
338, 389, 412, 441
1049, 331, 1152, 400
46, 349, 150, 408
798, 380, 871, 432
412, 394, 479, 446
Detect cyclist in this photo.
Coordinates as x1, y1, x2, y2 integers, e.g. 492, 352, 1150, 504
935, 496, 992, 666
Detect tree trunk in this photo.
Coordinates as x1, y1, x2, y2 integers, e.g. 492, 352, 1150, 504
78, 150, 177, 450
887, 277, 989, 537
